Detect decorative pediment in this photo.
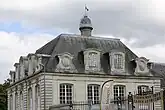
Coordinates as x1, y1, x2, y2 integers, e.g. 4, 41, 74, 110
83, 48, 102, 73
135, 57, 150, 76
55, 52, 77, 73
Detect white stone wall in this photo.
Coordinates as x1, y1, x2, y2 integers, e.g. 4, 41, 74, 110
51, 73, 161, 109
7, 72, 162, 110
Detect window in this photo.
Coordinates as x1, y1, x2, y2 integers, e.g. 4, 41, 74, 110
20, 91, 23, 110
28, 88, 33, 110
60, 84, 73, 104
87, 84, 100, 104
113, 85, 125, 104
10, 95, 13, 110
35, 85, 40, 110
138, 85, 149, 95
88, 52, 97, 67
114, 54, 124, 69
15, 93, 18, 110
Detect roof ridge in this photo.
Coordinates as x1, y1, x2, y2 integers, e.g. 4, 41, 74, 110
60, 33, 120, 41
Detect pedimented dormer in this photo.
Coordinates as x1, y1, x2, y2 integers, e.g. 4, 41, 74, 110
28, 53, 36, 75
55, 52, 77, 73
83, 48, 101, 73
110, 52, 125, 74
19, 56, 28, 79
14, 63, 20, 82
9, 71, 15, 84
135, 57, 150, 76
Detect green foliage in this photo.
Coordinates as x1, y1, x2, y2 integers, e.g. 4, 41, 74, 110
0, 78, 10, 110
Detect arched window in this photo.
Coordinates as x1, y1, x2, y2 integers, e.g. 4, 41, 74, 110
10, 94, 13, 110
60, 83, 73, 104
35, 85, 40, 110
15, 92, 18, 110
87, 84, 100, 104
28, 88, 33, 110
113, 85, 125, 104
20, 91, 23, 110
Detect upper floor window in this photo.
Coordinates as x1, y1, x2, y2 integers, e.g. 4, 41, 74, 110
60, 84, 73, 104
113, 85, 125, 104
87, 84, 100, 104
114, 54, 124, 69
110, 52, 125, 72
84, 49, 101, 72
88, 52, 97, 67
28, 88, 33, 110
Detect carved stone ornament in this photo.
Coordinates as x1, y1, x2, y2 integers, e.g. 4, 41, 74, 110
135, 57, 150, 76
55, 52, 77, 73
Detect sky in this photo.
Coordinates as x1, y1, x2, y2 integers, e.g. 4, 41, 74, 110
0, 0, 165, 83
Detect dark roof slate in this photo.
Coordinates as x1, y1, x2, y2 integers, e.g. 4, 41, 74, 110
36, 34, 138, 73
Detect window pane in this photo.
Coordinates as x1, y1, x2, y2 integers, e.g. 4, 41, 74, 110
87, 85, 100, 104
60, 84, 73, 104
114, 54, 123, 69
113, 85, 125, 104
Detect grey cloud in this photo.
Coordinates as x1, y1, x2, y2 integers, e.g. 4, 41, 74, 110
0, 0, 165, 47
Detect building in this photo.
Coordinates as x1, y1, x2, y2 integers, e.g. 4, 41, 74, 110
7, 13, 165, 110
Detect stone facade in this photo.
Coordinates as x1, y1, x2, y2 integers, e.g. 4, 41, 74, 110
7, 14, 164, 110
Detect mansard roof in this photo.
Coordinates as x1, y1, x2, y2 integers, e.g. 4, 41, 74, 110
150, 63, 165, 88
35, 34, 137, 73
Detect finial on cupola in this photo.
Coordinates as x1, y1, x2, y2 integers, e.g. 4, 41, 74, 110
79, 5, 93, 37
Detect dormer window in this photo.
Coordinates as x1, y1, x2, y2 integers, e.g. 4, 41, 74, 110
88, 52, 97, 67
110, 52, 125, 73
84, 49, 101, 72
114, 54, 124, 69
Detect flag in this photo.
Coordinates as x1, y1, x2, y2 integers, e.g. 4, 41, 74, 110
85, 6, 89, 11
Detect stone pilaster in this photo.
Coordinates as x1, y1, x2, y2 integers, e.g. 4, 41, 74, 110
40, 74, 53, 110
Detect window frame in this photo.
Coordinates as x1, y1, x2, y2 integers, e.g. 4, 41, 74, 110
35, 85, 40, 110
113, 85, 126, 104
110, 52, 125, 72
15, 92, 18, 110
84, 49, 101, 72
87, 84, 100, 104
28, 87, 33, 110
20, 91, 23, 110
10, 94, 13, 110
59, 83, 73, 104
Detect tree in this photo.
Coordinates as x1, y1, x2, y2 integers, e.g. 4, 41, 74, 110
0, 78, 10, 110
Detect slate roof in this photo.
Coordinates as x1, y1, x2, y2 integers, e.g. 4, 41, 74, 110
150, 63, 165, 88
35, 34, 138, 73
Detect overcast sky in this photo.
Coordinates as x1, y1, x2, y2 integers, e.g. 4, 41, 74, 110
0, 0, 165, 83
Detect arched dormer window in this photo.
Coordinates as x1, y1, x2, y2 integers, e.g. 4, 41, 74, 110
110, 52, 125, 73
83, 48, 101, 72
28, 88, 33, 110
